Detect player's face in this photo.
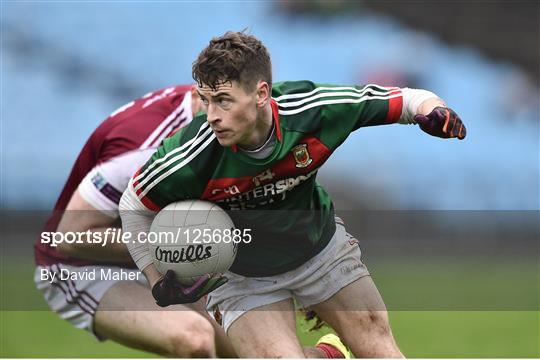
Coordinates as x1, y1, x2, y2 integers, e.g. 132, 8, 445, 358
197, 81, 261, 147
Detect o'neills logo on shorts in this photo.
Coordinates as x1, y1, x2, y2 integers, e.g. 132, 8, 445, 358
155, 245, 212, 263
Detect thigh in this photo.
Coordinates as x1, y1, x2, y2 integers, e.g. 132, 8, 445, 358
35, 263, 144, 338
312, 273, 386, 313
94, 280, 217, 358
310, 276, 403, 358
227, 298, 304, 358
292, 221, 370, 308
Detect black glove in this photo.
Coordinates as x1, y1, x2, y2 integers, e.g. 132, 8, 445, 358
414, 106, 466, 140
151, 270, 227, 307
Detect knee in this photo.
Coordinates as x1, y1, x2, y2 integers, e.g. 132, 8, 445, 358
165, 317, 216, 358
353, 311, 402, 357
358, 310, 392, 337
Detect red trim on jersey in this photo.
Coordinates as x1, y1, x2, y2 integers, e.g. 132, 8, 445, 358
230, 99, 282, 153
201, 175, 254, 201
201, 135, 331, 202
132, 168, 142, 188
385, 88, 403, 124
132, 169, 162, 211
140, 195, 162, 212
270, 99, 283, 141
270, 136, 330, 176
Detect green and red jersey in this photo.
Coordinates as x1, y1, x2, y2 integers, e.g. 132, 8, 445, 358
132, 81, 403, 276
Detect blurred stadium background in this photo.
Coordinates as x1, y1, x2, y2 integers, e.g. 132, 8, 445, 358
1, 1, 538, 358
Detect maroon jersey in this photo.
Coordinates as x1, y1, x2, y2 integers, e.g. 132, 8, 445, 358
35, 85, 193, 267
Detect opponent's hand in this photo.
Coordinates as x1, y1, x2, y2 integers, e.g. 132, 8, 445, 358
151, 270, 227, 307
414, 107, 466, 140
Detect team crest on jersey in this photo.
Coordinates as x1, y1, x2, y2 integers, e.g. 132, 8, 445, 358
292, 144, 312, 168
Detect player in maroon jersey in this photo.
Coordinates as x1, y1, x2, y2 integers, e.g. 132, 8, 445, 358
34, 85, 236, 357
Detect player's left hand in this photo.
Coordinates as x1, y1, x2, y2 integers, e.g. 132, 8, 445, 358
414, 106, 466, 140
151, 270, 227, 307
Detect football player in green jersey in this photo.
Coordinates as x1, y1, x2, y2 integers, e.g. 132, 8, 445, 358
120, 31, 466, 358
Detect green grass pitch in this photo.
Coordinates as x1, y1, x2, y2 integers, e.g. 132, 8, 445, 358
1, 259, 538, 357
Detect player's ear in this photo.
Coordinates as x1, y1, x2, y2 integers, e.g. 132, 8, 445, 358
256, 81, 270, 108
190, 84, 205, 115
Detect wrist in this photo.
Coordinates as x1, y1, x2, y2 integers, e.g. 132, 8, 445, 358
142, 264, 163, 288
417, 98, 446, 116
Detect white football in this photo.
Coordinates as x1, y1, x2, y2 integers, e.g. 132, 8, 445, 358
149, 200, 237, 285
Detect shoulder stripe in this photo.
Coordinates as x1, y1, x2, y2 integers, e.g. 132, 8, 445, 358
134, 124, 213, 193
277, 88, 396, 109
134, 122, 209, 184
277, 93, 401, 116
140, 103, 185, 150
161, 116, 189, 141
150, 114, 188, 148
274, 84, 394, 102
138, 132, 216, 199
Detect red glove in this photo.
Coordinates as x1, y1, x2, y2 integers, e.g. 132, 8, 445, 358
414, 107, 466, 140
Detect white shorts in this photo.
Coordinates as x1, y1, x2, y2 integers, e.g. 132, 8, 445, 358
206, 220, 370, 332
34, 263, 147, 340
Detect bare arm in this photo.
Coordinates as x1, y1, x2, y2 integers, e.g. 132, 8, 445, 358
56, 189, 133, 264
141, 263, 163, 288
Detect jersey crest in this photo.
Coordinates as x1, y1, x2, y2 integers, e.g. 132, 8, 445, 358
292, 144, 312, 168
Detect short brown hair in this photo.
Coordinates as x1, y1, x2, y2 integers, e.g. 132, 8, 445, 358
192, 31, 272, 91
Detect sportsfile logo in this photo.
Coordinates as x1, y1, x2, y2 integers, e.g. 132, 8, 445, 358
154, 245, 212, 263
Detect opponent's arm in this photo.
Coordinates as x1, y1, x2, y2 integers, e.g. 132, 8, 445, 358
56, 149, 158, 263
56, 189, 133, 263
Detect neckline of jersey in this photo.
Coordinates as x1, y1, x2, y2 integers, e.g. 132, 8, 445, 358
227, 99, 283, 166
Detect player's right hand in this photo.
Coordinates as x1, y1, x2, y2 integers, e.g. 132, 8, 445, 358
414, 106, 466, 140
151, 270, 227, 307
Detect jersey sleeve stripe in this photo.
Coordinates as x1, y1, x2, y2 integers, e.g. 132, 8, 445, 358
132, 168, 142, 188
150, 114, 188, 148
147, 109, 185, 148
166, 117, 188, 136
273, 84, 390, 102
137, 132, 216, 199
134, 126, 213, 193
139, 102, 186, 150
276, 87, 396, 108
276, 93, 402, 116
133, 122, 209, 183
130, 171, 161, 211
